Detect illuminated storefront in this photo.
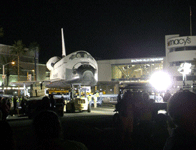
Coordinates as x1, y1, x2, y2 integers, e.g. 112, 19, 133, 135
97, 57, 164, 94
111, 58, 163, 82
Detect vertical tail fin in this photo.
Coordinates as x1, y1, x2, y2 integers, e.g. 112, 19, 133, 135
61, 28, 66, 57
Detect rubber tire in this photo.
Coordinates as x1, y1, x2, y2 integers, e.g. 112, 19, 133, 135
71, 103, 75, 113
87, 104, 91, 113
113, 113, 121, 128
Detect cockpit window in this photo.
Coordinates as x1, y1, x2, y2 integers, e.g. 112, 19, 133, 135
77, 53, 81, 58
84, 53, 88, 58
69, 52, 94, 60
69, 55, 76, 60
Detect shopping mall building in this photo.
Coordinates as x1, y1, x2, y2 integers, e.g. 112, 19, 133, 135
96, 34, 196, 94
1, 34, 196, 95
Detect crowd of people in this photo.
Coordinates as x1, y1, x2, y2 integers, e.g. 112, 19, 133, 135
115, 89, 196, 149
0, 96, 11, 121
0, 95, 28, 121
1, 90, 196, 149
0, 95, 88, 150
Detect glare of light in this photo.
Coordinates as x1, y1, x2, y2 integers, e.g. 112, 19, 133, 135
178, 62, 192, 76
149, 71, 172, 91
158, 110, 167, 114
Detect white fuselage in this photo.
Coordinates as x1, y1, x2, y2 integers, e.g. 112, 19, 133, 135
46, 51, 98, 86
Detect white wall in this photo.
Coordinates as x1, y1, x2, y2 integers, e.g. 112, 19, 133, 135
165, 35, 196, 91
97, 60, 111, 81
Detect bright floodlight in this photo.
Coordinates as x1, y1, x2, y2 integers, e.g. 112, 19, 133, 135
149, 71, 171, 91
178, 62, 192, 80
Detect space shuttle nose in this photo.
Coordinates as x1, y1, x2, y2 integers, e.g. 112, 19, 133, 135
82, 70, 95, 85
83, 70, 93, 80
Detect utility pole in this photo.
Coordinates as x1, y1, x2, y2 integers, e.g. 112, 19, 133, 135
190, 6, 192, 36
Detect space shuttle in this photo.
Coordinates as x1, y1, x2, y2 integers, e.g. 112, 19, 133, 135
10, 29, 98, 91
45, 28, 98, 88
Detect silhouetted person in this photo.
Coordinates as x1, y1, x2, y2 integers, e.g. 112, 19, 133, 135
134, 92, 153, 149
0, 97, 2, 120
13, 96, 17, 112
163, 90, 172, 102
32, 110, 88, 150
151, 114, 169, 150
1, 98, 10, 121
20, 96, 27, 115
115, 91, 122, 111
0, 121, 15, 149
139, 92, 153, 121
31, 96, 51, 118
163, 90, 196, 150
120, 90, 135, 145
49, 94, 56, 110
7, 98, 11, 109
37, 96, 51, 111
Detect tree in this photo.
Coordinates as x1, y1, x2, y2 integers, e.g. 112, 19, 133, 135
11, 40, 26, 81
29, 42, 39, 81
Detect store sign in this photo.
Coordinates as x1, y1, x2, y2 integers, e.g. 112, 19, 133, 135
167, 37, 191, 46
131, 58, 163, 63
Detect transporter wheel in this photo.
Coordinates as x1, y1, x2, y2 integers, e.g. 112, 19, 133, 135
66, 105, 70, 113
60, 111, 64, 117
87, 104, 91, 113
113, 113, 122, 129
71, 103, 75, 113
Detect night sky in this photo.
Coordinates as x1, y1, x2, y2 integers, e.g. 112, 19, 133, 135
0, 1, 196, 63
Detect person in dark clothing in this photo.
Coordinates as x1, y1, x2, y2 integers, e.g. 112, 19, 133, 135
32, 110, 88, 150
119, 90, 135, 144
13, 96, 17, 111
39, 96, 51, 111
0, 121, 15, 150
32, 96, 51, 118
115, 91, 122, 111
20, 96, 27, 115
7, 98, 11, 109
163, 90, 172, 102
163, 90, 196, 150
151, 114, 169, 150
49, 94, 56, 110
1, 98, 10, 121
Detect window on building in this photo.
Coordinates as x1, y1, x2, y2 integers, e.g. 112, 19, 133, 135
111, 62, 163, 81
169, 46, 196, 53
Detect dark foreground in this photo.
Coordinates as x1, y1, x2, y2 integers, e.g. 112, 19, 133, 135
8, 108, 169, 150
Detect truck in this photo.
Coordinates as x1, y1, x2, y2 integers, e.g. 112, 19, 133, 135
48, 86, 92, 113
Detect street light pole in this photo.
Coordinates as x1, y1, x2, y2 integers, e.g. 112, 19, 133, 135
2, 61, 15, 94
2, 64, 5, 91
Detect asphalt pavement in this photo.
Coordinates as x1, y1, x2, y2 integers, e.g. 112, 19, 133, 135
7, 105, 168, 150
7, 106, 120, 150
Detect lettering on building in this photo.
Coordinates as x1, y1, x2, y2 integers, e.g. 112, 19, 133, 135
168, 37, 191, 46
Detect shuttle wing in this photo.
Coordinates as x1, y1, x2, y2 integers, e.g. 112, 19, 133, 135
46, 80, 70, 88
46, 71, 97, 88
10, 81, 41, 86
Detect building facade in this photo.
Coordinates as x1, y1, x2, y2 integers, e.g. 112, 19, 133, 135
0, 44, 49, 95
96, 57, 164, 94
165, 35, 196, 92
